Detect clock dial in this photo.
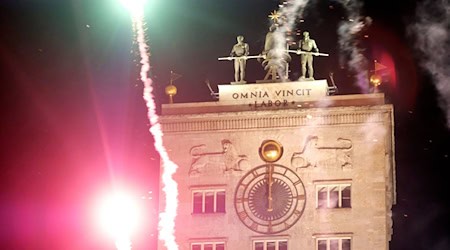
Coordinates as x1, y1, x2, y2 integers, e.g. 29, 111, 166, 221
248, 178, 292, 221
234, 164, 306, 234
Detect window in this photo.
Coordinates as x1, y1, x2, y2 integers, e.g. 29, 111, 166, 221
191, 242, 225, 250
316, 237, 351, 250
253, 239, 288, 250
192, 189, 226, 214
316, 184, 351, 209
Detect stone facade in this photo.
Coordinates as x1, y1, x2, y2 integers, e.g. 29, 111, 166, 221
158, 83, 395, 250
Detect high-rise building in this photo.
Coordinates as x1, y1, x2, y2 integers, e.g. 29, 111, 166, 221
159, 80, 395, 250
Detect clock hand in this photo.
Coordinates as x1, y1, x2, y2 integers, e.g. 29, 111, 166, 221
267, 165, 273, 212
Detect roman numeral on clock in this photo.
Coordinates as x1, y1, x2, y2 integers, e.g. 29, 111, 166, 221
238, 211, 248, 220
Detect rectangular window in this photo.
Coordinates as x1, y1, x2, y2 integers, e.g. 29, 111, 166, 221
255, 242, 264, 250
192, 189, 226, 214
191, 242, 225, 250
216, 244, 225, 250
193, 192, 203, 213
279, 241, 288, 250
316, 184, 351, 209
316, 237, 351, 250
342, 239, 351, 250
317, 240, 327, 250
253, 239, 288, 250
341, 186, 351, 208
330, 239, 339, 250
204, 191, 215, 213
216, 191, 226, 213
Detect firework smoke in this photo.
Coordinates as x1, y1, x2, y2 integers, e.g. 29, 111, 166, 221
272, 0, 310, 73
131, 9, 179, 250
274, 0, 371, 93
275, 1, 310, 47
409, 0, 450, 128
337, 0, 371, 93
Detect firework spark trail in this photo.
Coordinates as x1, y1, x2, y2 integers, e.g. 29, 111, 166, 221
273, 0, 310, 70
132, 10, 179, 250
337, 0, 371, 93
275, 0, 370, 93
276, 0, 309, 35
409, 0, 450, 128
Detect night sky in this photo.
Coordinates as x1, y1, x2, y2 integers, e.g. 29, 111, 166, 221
1, 0, 449, 249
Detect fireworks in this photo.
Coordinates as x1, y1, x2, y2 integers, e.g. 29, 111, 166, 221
122, 1, 179, 249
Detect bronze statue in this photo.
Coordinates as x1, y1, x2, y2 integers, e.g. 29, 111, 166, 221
230, 35, 250, 83
298, 31, 319, 80
218, 36, 263, 83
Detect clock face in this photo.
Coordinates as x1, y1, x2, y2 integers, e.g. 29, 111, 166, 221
234, 164, 306, 234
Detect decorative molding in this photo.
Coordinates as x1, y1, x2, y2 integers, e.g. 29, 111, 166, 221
250, 234, 290, 240
189, 184, 227, 189
312, 232, 353, 238
312, 179, 353, 184
188, 237, 228, 242
161, 109, 391, 133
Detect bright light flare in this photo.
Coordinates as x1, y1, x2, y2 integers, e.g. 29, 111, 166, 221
120, 0, 147, 16
97, 192, 142, 250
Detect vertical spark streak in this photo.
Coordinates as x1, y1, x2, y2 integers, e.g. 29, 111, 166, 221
131, 10, 179, 250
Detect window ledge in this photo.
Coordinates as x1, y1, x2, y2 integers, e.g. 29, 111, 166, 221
191, 212, 227, 216
316, 207, 352, 211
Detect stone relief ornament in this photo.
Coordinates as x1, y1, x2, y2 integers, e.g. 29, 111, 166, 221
189, 139, 249, 176
291, 136, 353, 170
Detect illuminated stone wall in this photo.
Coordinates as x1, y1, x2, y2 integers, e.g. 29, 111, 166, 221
159, 89, 395, 250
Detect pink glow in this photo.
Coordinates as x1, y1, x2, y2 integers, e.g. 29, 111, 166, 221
378, 51, 397, 88
131, 10, 179, 250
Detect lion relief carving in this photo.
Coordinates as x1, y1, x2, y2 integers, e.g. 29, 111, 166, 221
291, 136, 353, 170
189, 139, 249, 176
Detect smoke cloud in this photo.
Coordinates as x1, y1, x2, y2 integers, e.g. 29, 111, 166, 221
337, 0, 371, 93
269, 0, 311, 79
274, 0, 371, 93
408, 0, 450, 128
